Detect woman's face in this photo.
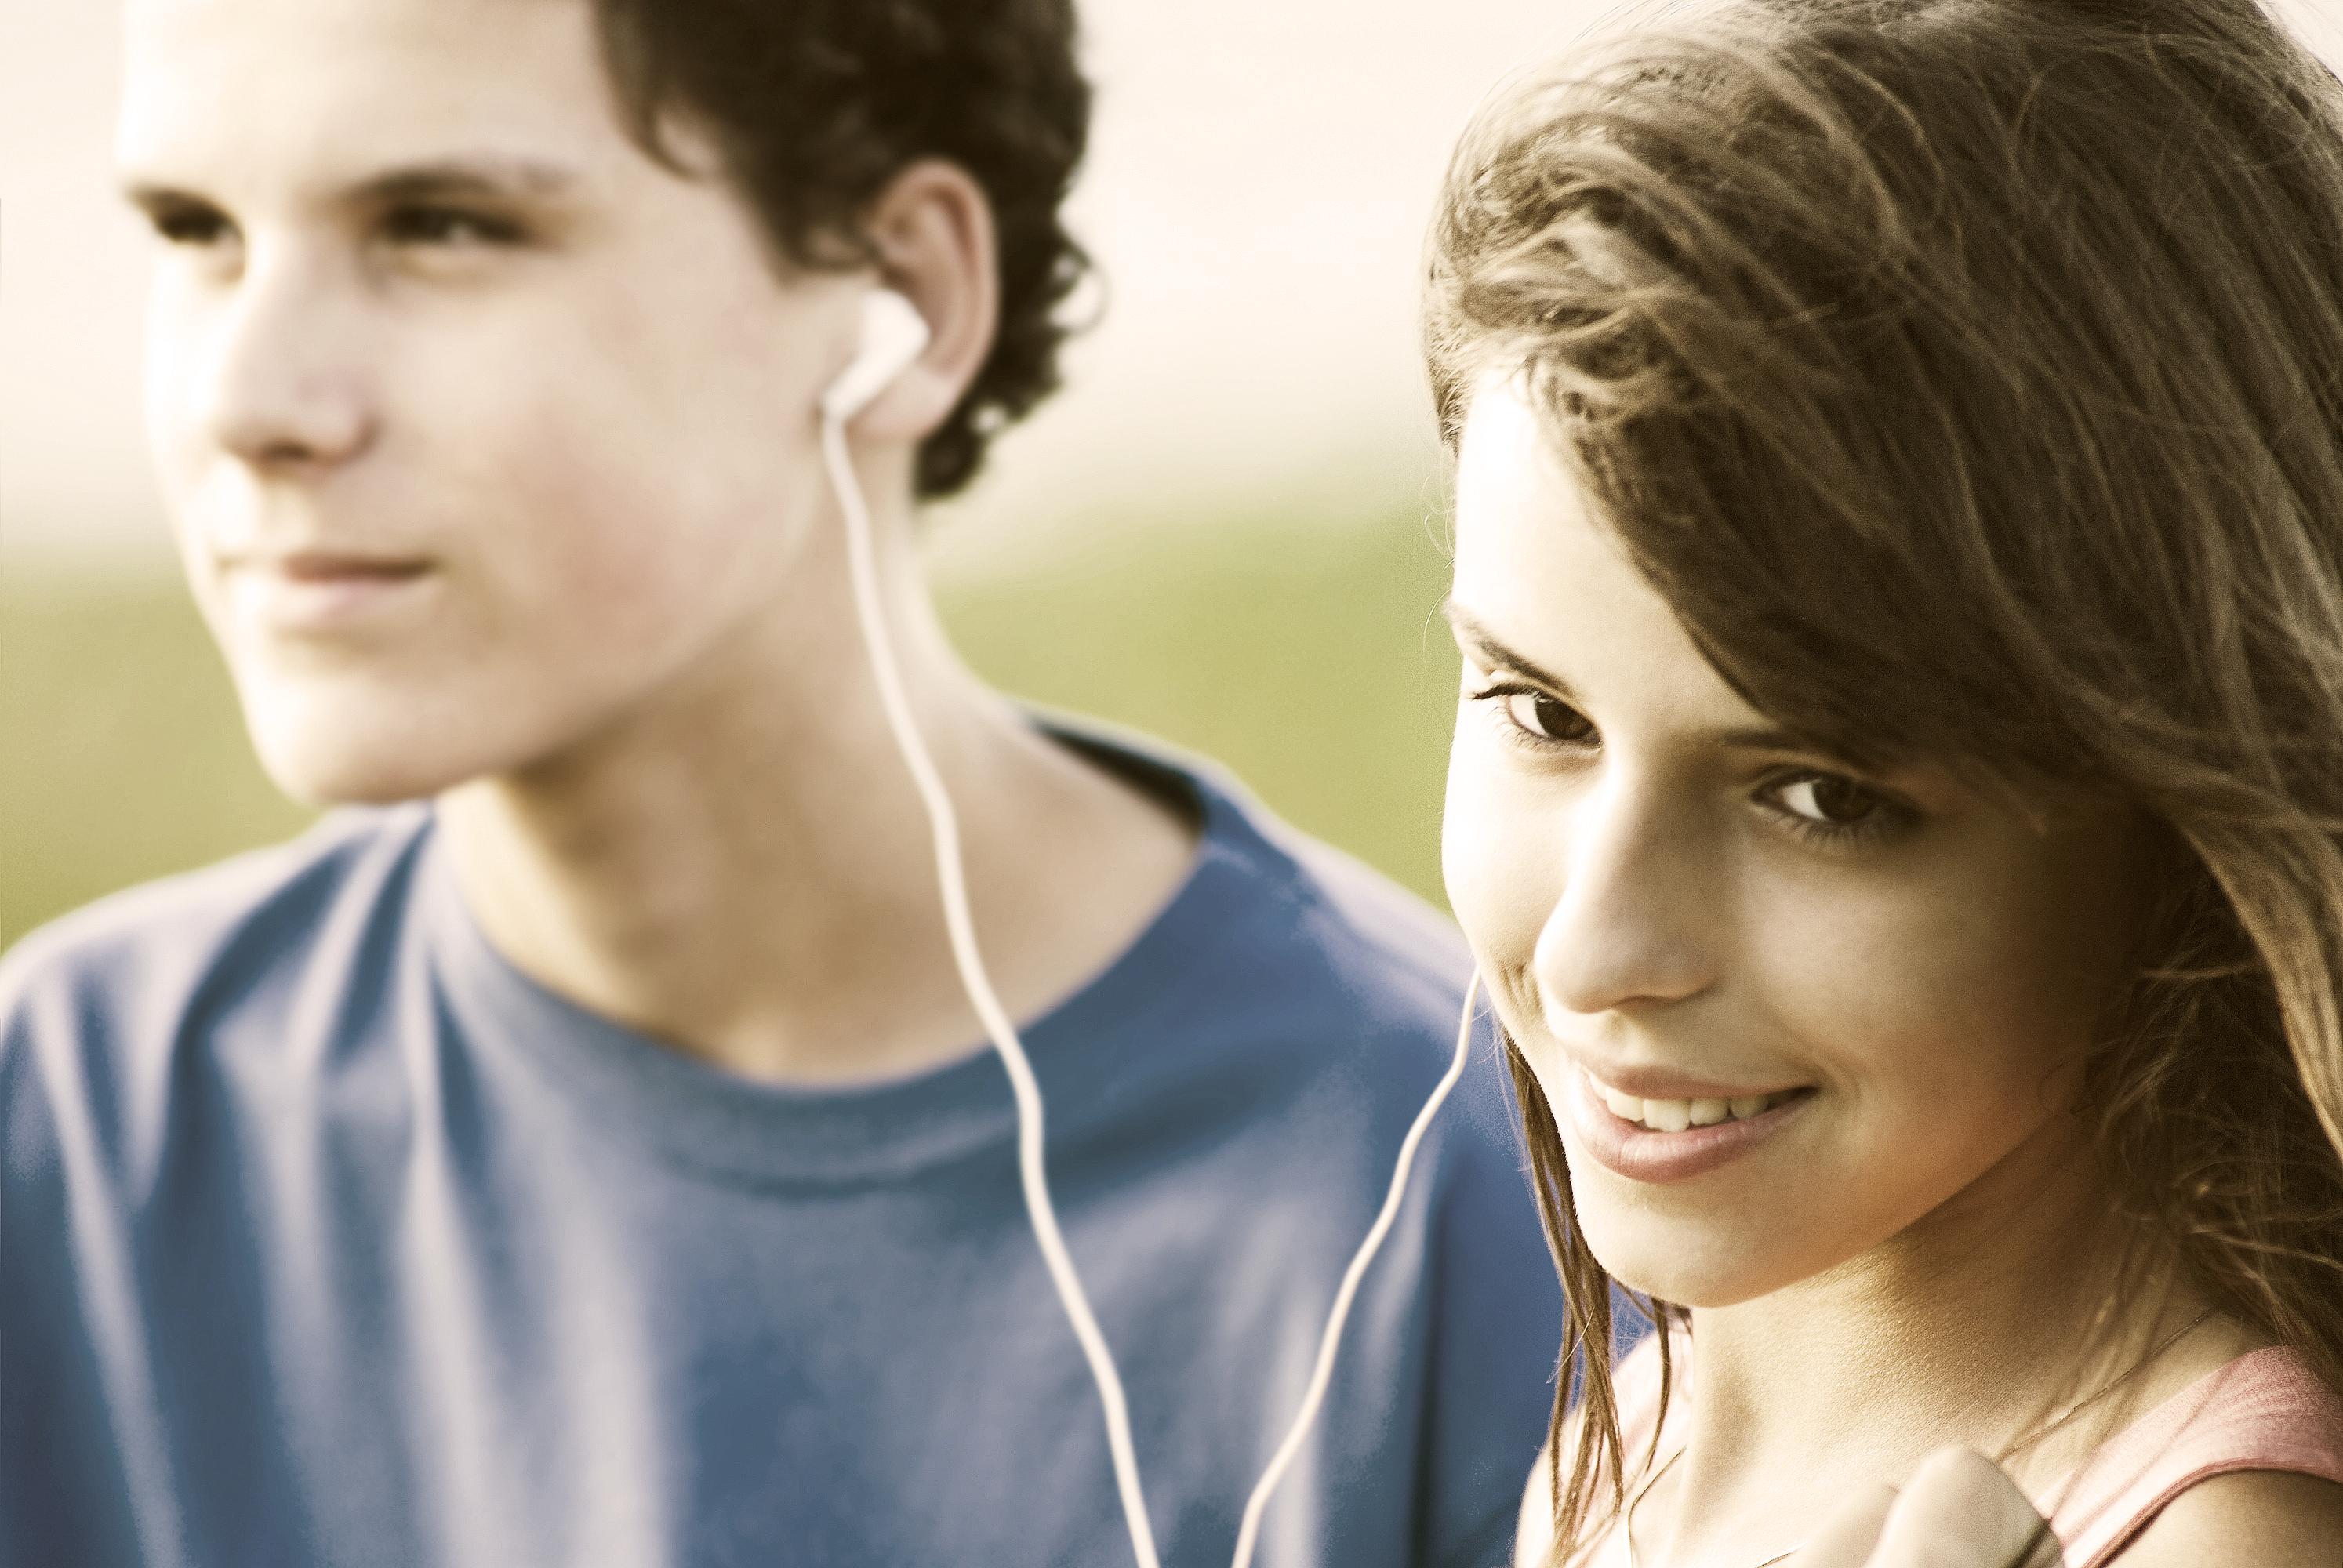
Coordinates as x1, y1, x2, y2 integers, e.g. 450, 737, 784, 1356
1442, 382, 2145, 1308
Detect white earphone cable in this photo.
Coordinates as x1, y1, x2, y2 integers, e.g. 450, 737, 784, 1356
1226, 971, 1479, 1568
823, 340, 1480, 1568
823, 412, 1163, 1568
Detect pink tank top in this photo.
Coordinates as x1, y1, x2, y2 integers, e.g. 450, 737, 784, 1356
2036, 1345, 2343, 1566
1599, 1338, 2343, 1566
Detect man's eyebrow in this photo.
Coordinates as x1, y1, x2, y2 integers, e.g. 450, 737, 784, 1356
353, 157, 582, 205
118, 180, 189, 214
119, 155, 582, 212
1440, 599, 1575, 695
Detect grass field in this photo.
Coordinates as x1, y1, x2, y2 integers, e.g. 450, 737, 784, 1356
1, 503, 1467, 952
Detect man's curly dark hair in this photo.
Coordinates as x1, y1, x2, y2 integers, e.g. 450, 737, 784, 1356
586, 0, 1092, 499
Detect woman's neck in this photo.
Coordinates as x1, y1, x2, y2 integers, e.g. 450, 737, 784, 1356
1629, 1122, 2247, 1568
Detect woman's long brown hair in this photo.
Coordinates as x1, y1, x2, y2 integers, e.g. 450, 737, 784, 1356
1426, 0, 2343, 1556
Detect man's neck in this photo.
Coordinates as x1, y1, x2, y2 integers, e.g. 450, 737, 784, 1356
433, 524, 1198, 1086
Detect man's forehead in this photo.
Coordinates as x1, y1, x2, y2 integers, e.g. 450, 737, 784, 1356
121, 0, 573, 74
116, 0, 620, 190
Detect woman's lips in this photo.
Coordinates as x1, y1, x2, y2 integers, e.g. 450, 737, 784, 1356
1565, 1064, 1816, 1185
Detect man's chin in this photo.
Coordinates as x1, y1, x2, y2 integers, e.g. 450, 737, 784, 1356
248, 723, 489, 810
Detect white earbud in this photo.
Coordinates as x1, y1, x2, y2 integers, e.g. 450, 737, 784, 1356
820, 289, 932, 423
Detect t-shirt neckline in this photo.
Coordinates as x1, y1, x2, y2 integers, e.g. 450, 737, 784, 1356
419, 720, 1283, 1189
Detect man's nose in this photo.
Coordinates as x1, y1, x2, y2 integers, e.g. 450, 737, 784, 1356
194, 251, 379, 472
1531, 768, 1717, 1022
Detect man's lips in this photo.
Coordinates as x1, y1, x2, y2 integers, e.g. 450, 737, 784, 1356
216, 548, 440, 633
244, 550, 434, 582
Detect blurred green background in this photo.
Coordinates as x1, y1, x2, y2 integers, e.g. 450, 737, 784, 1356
1, 503, 1466, 953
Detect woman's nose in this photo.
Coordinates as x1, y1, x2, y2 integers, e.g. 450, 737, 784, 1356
1531, 768, 1717, 1022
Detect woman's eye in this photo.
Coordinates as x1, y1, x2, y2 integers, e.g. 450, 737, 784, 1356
1499, 688, 1593, 745
1774, 773, 1886, 827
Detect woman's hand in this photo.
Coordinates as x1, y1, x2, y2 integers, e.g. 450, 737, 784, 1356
1794, 1449, 2063, 1568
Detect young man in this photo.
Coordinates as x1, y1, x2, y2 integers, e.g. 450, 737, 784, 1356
0, 0, 1561, 1563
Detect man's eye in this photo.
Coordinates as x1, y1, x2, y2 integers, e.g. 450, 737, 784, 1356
147, 205, 234, 247
1498, 688, 1593, 745
380, 206, 519, 247
1772, 774, 1886, 826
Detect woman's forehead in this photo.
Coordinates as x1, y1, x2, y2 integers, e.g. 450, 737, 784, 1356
1451, 384, 1775, 742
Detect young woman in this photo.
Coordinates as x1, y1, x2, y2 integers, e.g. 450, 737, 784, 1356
1423, 2, 2343, 1563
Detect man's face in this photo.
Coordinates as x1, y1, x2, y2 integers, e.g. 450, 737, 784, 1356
119, 0, 858, 804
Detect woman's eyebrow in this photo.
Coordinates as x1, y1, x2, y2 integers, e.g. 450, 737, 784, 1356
1708, 722, 1812, 753
1440, 599, 1574, 693
1443, 597, 1827, 756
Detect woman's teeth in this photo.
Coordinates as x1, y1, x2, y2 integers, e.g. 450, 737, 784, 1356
1599, 1084, 1798, 1131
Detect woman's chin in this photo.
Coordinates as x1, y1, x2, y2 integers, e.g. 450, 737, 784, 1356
1571, 1177, 1842, 1312
1589, 1246, 1782, 1312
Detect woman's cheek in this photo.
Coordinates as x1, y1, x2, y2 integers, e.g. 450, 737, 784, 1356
1738, 873, 2077, 1157
1443, 729, 1565, 1022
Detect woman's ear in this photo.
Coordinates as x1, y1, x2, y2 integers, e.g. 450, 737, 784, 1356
846, 159, 1000, 442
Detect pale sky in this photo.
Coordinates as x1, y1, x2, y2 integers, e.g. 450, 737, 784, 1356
5, 1, 2340, 569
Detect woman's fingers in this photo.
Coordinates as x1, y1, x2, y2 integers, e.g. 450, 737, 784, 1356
1793, 1448, 2064, 1568
1870, 1449, 2064, 1568
1792, 1479, 1902, 1567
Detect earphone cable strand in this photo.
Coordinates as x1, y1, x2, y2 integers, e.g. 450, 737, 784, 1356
823, 413, 1164, 1568
1226, 973, 1479, 1568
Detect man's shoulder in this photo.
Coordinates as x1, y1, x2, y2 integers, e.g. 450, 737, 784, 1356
1280, 830, 1473, 1012
1059, 715, 1474, 1040
3, 807, 431, 993
1172, 786, 1544, 1186
1195, 781, 1472, 1040
1190, 814, 1565, 1568
0, 808, 436, 1096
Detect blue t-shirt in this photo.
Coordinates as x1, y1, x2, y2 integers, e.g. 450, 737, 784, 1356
0, 731, 1563, 1568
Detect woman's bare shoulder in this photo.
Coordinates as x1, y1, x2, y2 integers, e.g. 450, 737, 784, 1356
1516, 1440, 1557, 1568
1514, 1417, 1574, 1568
2112, 1469, 2343, 1565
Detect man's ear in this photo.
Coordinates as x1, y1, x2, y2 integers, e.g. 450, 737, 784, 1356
847, 160, 999, 442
